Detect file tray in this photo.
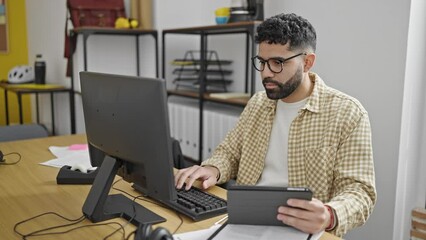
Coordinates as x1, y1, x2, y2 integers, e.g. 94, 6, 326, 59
56, 165, 98, 184
227, 185, 313, 226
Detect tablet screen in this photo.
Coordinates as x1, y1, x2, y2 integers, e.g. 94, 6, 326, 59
227, 185, 313, 226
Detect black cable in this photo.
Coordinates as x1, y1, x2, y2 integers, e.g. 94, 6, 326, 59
13, 182, 184, 239
25, 221, 125, 239
172, 213, 184, 234
96, 178, 138, 239
13, 212, 85, 238
112, 178, 123, 187
113, 178, 185, 234
0, 152, 22, 165
103, 203, 137, 240
12, 179, 149, 240
101, 212, 126, 240
13, 176, 184, 239
14, 211, 127, 240
125, 229, 137, 240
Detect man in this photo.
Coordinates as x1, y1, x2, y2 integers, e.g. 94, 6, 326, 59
175, 13, 376, 237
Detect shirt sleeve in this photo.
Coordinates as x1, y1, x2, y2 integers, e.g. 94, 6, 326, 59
326, 112, 377, 237
201, 94, 257, 184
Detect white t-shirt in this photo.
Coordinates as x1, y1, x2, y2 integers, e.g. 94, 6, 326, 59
256, 98, 307, 187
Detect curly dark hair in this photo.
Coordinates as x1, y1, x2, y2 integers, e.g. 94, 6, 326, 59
255, 13, 316, 52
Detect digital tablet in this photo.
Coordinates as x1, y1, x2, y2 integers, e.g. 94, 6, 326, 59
227, 185, 313, 226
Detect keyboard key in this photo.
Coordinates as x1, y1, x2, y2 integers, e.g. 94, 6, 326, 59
175, 185, 227, 220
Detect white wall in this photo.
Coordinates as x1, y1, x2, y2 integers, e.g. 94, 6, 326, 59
26, 0, 70, 134
24, 1, 425, 239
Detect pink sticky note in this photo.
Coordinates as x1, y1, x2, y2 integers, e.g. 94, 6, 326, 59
68, 144, 88, 151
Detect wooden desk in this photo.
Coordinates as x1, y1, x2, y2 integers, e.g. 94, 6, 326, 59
0, 135, 339, 240
0, 83, 75, 135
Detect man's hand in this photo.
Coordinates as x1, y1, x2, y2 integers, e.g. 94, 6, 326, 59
277, 198, 331, 234
174, 165, 219, 190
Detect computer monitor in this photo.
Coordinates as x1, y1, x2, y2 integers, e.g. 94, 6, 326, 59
80, 71, 178, 226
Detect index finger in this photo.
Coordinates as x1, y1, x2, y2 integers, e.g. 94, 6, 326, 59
174, 167, 195, 189
287, 198, 314, 211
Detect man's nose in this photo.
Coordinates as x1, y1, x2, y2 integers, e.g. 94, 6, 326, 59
261, 65, 275, 78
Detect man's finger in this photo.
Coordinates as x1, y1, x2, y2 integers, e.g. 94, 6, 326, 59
175, 166, 198, 189
202, 175, 216, 189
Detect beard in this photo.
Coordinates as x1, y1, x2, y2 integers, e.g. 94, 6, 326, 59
262, 66, 303, 100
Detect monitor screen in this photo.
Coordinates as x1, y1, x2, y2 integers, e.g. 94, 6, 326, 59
80, 71, 177, 226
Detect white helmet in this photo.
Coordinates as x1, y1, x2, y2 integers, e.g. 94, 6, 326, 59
8, 65, 35, 84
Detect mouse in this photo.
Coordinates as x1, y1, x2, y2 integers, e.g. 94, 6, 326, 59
70, 164, 88, 173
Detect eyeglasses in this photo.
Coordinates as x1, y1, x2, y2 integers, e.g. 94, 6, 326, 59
251, 53, 306, 74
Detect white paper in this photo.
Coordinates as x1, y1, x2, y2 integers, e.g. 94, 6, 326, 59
213, 224, 323, 240
173, 225, 221, 240
39, 146, 93, 169
173, 224, 323, 240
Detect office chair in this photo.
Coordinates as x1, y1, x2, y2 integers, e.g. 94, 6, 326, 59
0, 124, 49, 142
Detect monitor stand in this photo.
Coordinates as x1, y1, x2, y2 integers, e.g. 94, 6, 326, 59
82, 156, 166, 225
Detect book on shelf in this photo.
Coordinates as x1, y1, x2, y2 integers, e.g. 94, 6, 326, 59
209, 92, 251, 99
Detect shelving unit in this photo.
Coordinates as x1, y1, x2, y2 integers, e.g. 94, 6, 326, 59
162, 21, 260, 162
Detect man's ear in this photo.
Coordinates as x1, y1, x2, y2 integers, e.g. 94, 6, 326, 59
303, 53, 316, 72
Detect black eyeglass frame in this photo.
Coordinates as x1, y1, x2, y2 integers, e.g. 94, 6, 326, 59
251, 52, 307, 74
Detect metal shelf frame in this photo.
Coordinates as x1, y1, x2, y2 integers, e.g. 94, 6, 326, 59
162, 21, 260, 162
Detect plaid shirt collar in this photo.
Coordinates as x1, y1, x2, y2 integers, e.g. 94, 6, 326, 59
303, 72, 323, 114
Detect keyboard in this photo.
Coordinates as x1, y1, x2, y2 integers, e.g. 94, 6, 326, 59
171, 186, 227, 221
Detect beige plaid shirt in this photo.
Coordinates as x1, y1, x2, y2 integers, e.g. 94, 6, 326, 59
202, 72, 376, 236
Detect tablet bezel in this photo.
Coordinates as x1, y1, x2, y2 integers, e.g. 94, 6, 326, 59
227, 185, 313, 226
